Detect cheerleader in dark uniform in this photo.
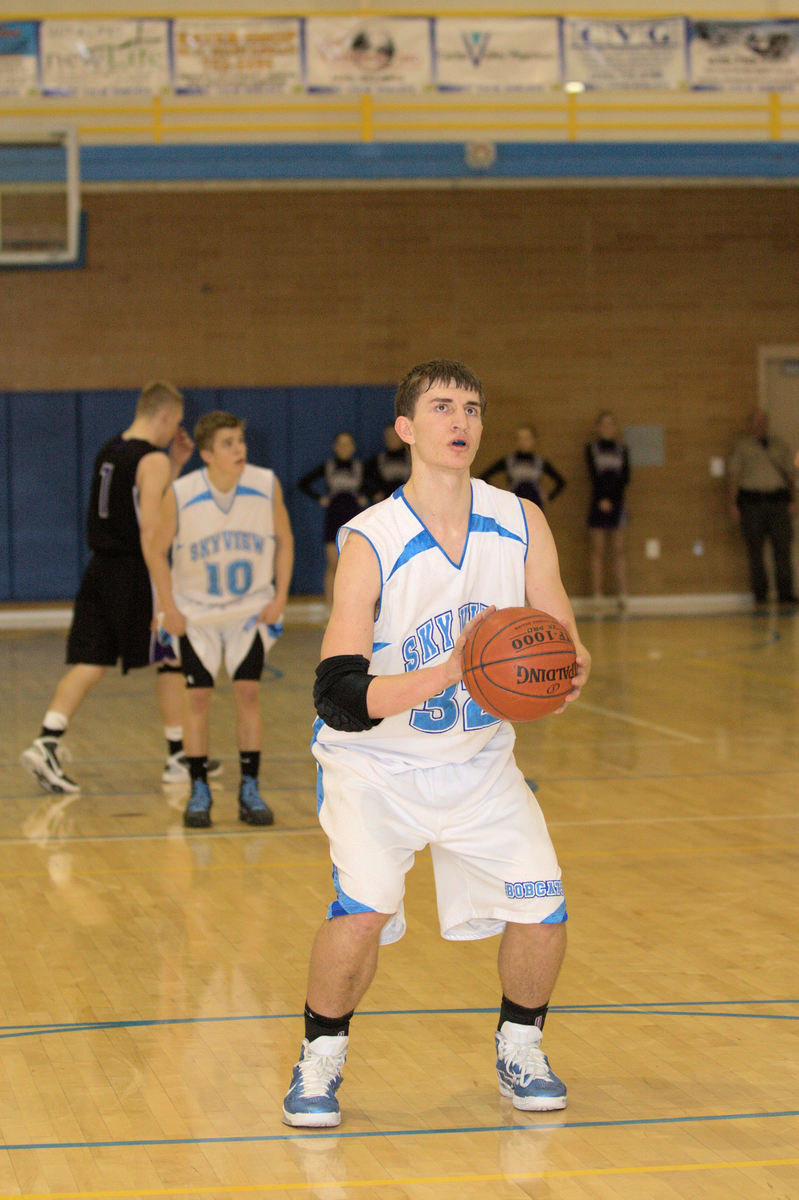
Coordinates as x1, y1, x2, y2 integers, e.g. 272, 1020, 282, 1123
364, 423, 411, 502
586, 411, 631, 607
481, 424, 566, 510
299, 431, 367, 606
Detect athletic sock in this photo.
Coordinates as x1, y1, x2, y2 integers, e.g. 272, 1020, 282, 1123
239, 750, 260, 779
41, 710, 68, 740
498, 995, 549, 1032
165, 726, 183, 757
187, 756, 207, 784
304, 1002, 353, 1043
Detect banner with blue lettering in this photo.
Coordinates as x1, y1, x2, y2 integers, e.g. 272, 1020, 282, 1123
0, 21, 38, 96
563, 17, 689, 90
434, 18, 561, 91
689, 20, 799, 91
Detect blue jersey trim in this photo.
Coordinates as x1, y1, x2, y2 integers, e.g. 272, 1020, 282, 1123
234, 484, 270, 500
541, 900, 568, 925
328, 865, 376, 918
468, 512, 526, 545
386, 527, 437, 579
182, 489, 213, 510
398, 484, 473, 570
515, 494, 531, 562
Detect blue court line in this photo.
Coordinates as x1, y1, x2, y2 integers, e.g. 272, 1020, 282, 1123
0, 1108, 797, 1153
0, 1001, 796, 1039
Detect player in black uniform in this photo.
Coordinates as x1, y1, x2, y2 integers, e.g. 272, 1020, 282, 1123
364, 423, 411, 502
481, 425, 566, 511
20, 381, 201, 794
298, 431, 367, 607
585, 411, 631, 607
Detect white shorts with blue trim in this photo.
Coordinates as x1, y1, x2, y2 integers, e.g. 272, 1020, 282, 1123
312, 731, 566, 945
175, 614, 281, 682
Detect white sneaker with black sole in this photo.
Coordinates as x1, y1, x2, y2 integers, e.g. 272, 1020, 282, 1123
161, 752, 223, 784
20, 737, 80, 795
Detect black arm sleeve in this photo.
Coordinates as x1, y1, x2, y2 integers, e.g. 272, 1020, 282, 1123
298, 462, 326, 500
480, 457, 508, 482
585, 443, 600, 489
621, 446, 631, 491
313, 655, 383, 732
542, 460, 566, 502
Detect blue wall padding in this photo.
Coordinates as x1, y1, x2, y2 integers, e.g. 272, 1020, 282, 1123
2, 383, 396, 600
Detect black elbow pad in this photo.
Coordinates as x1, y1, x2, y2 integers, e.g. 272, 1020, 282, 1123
314, 655, 383, 732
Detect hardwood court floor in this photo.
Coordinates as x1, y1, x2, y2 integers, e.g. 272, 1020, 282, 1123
0, 612, 797, 1200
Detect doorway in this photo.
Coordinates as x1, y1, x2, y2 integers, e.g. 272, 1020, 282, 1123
758, 344, 799, 594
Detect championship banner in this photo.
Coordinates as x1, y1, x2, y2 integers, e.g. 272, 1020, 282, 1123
305, 17, 432, 92
40, 19, 170, 95
689, 20, 799, 91
0, 21, 38, 96
173, 19, 302, 94
434, 18, 561, 90
563, 17, 688, 89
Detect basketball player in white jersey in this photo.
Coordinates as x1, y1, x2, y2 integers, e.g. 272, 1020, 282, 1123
145, 411, 294, 829
282, 360, 590, 1128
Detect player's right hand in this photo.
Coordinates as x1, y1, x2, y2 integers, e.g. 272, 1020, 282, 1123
442, 606, 496, 686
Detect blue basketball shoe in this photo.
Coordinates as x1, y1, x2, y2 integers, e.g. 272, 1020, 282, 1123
238, 776, 274, 826
282, 1036, 348, 1127
183, 779, 212, 828
495, 1022, 567, 1111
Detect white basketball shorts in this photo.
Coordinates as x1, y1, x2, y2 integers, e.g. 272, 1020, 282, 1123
312, 731, 566, 944
183, 614, 279, 683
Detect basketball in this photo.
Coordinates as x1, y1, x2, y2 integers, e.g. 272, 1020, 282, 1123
462, 607, 577, 722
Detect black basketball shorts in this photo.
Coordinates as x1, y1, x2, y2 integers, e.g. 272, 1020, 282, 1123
66, 554, 155, 674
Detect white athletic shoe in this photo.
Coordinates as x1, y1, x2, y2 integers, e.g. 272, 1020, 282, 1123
282, 1036, 348, 1127
161, 752, 222, 783
495, 1022, 567, 1111
20, 737, 80, 795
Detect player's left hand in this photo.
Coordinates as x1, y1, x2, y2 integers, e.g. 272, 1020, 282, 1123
553, 640, 591, 712
169, 426, 195, 470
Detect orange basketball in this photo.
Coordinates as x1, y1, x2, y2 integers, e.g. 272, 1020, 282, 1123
462, 607, 577, 722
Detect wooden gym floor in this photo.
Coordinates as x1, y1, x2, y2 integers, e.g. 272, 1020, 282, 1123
0, 612, 797, 1200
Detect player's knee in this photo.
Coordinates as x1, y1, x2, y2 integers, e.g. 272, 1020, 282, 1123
233, 679, 259, 706
186, 687, 212, 714
332, 910, 392, 941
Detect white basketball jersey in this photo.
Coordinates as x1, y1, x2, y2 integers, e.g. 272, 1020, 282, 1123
171, 464, 277, 626
315, 478, 529, 769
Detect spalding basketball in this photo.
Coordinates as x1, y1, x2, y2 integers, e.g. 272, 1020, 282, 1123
462, 607, 577, 722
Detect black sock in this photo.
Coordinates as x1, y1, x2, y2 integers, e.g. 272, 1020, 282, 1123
498, 995, 549, 1032
304, 1002, 353, 1043
40, 726, 64, 741
240, 750, 260, 779
187, 756, 207, 783
167, 738, 183, 756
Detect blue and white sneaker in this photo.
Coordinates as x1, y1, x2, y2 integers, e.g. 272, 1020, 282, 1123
495, 1022, 567, 1111
183, 779, 212, 828
282, 1036, 348, 1128
238, 776, 274, 826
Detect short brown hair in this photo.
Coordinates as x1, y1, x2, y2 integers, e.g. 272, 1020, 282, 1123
394, 359, 486, 420
136, 380, 183, 418
194, 411, 245, 453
